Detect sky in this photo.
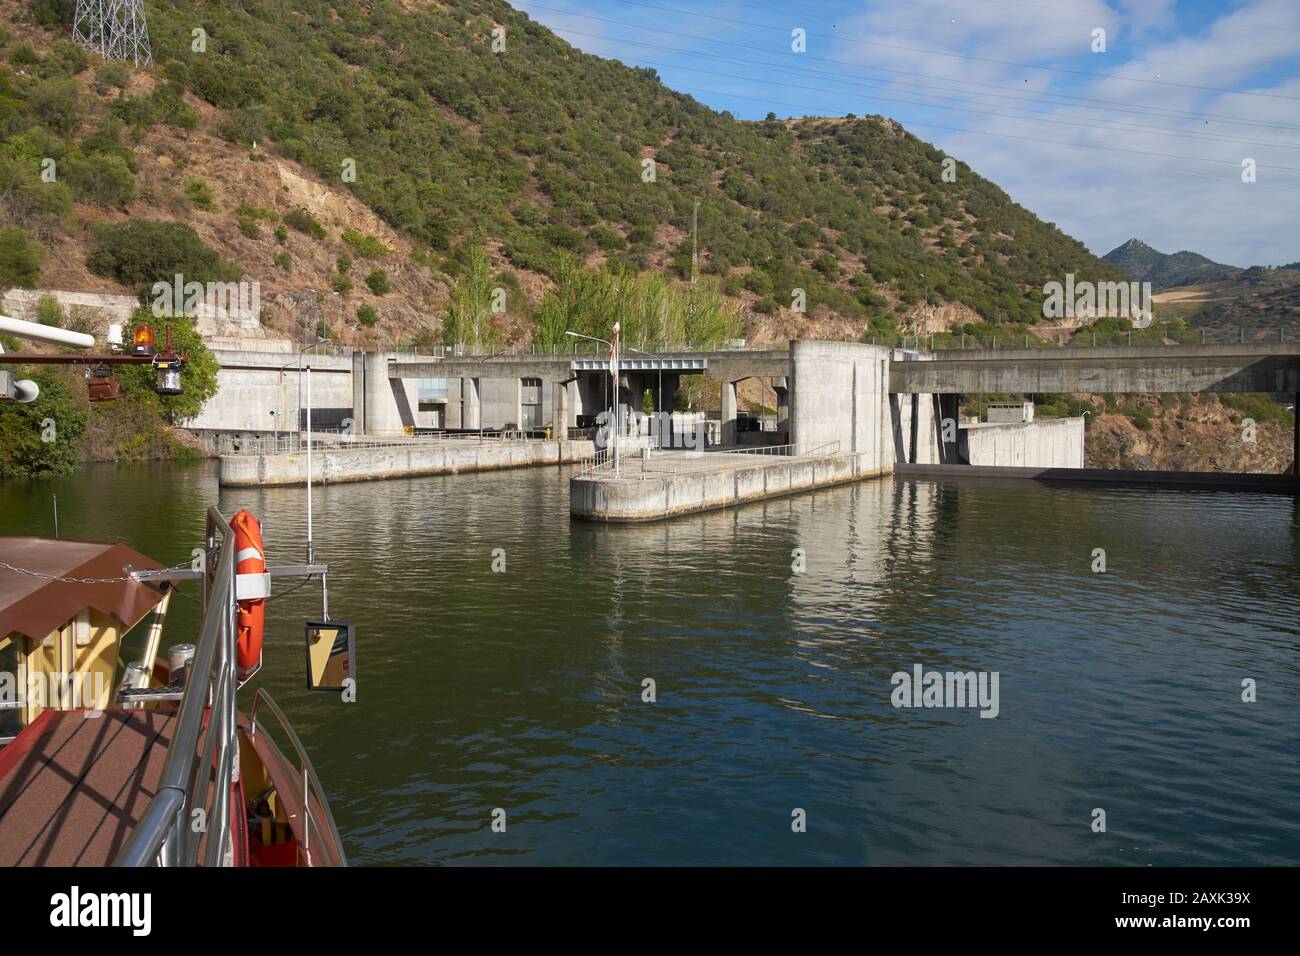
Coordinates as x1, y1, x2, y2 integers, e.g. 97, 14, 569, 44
515, 0, 1300, 267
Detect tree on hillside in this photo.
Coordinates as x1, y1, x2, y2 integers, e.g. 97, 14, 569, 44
442, 244, 501, 351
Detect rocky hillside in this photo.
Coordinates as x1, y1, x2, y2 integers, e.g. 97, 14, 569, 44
1103, 238, 1239, 292
1, 0, 1125, 350
1085, 393, 1294, 474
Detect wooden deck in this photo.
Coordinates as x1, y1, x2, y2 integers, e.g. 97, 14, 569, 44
0, 709, 176, 866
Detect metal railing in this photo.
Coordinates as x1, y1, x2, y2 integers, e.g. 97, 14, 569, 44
115, 507, 240, 867
249, 690, 347, 867
880, 326, 1293, 351
576, 440, 841, 480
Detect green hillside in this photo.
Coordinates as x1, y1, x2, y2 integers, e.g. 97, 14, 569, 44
4, 0, 1125, 345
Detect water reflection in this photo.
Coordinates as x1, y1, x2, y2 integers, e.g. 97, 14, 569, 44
0, 464, 1296, 865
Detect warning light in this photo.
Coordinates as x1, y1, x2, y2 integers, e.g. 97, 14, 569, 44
132, 325, 156, 356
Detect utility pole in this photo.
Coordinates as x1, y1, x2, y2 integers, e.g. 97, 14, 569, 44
690, 199, 699, 330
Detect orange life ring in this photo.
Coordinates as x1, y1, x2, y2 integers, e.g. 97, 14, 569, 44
230, 510, 267, 673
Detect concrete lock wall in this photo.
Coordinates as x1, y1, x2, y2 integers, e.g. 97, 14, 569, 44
220, 438, 601, 486
188, 348, 354, 432
962, 418, 1085, 468
789, 340, 892, 471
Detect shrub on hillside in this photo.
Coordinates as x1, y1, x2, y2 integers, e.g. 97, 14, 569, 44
365, 268, 389, 294
0, 225, 45, 287
86, 219, 237, 292
284, 208, 326, 239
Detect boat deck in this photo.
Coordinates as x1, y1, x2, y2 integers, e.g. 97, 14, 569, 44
0, 709, 176, 866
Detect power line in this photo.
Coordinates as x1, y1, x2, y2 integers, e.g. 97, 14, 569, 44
547, 25, 1300, 154
521, 3, 1300, 133
740, 0, 1300, 45
669, 82, 1300, 178
564, 0, 1300, 102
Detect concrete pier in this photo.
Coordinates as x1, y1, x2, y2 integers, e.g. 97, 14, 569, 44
570, 449, 885, 522
572, 341, 897, 522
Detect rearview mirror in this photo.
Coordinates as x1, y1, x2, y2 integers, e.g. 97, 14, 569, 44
304, 620, 355, 693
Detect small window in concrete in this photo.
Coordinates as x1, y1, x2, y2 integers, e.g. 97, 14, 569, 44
417, 378, 448, 414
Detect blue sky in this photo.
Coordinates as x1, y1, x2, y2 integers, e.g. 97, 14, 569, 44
516, 0, 1300, 267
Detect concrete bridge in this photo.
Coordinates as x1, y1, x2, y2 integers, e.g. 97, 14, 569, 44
891, 343, 1300, 395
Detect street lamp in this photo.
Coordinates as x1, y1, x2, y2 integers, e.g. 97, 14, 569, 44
303, 338, 330, 565
566, 330, 620, 474
474, 346, 511, 441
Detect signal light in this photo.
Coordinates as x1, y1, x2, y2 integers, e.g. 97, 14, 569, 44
132, 325, 156, 356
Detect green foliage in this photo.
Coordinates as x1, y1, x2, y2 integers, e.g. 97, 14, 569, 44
0, 368, 86, 478
35, 293, 63, 326
364, 267, 389, 295
442, 244, 499, 349
118, 310, 218, 422
356, 304, 378, 327
0, 225, 45, 286
274, 251, 292, 271
86, 219, 238, 293
183, 177, 216, 211
532, 254, 741, 349
336, 252, 352, 274
93, 62, 131, 92
332, 274, 352, 294
283, 207, 326, 239
274, 225, 288, 243
29, 0, 75, 30
342, 229, 388, 258
1220, 393, 1295, 429
62, 151, 136, 207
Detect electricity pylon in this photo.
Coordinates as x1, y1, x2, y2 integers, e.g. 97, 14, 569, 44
72, 0, 152, 67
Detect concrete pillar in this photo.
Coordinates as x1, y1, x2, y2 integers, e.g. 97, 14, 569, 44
721, 380, 738, 446
464, 376, 480, 430
774, 376, 789, 426
555, 380, 570, 434
937, 393, 962, 464
351, 351, 368, 435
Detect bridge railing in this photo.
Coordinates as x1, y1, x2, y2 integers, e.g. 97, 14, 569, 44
884, 326, 1292, 352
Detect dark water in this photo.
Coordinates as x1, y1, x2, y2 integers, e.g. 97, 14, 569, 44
2, 463, 1298, 866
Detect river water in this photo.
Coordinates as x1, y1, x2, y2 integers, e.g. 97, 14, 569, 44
1, 462, 1297, 866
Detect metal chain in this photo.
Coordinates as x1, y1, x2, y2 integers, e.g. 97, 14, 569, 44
0, 557, 198, 585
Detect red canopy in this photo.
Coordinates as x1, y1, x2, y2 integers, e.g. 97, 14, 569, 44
0, 538, 166, 641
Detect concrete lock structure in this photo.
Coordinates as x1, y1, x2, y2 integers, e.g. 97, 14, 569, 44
188, 338, 1297, 492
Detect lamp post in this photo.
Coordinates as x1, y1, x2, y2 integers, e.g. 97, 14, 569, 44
299, 337, 330, 564
566, 330, 620, 474
474, 347, 510, 441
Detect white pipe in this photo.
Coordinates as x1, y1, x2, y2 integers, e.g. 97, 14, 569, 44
0, 314, 95, 350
